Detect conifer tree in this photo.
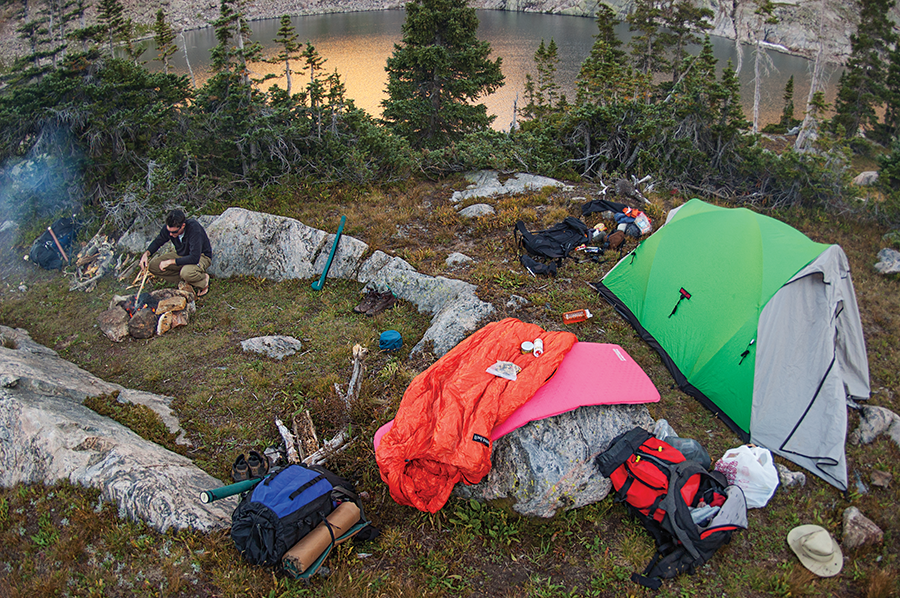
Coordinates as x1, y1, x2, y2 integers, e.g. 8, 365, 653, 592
210, 0, 262, 85
627, 0, 667, 77
779, 75, 798, 130
664, 0, 713, 82
521, 39, 562, 121
271, 15, 301, 96
68, 0, 104, 54
831, 0, 897, 138
883, 43, 900, 141
97, 0, 127, 54
576, 7, 647, 107
302, 42, 329, 138
381, 0, 504, 149
154, 9, 178, 74
591, 2, 625, 63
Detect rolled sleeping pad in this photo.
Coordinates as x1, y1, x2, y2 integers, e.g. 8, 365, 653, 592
199, 477, 263, 503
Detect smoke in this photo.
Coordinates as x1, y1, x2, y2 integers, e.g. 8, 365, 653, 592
0, 128, 85, 226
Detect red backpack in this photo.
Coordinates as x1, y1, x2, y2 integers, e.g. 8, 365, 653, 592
596, 427, 748, 589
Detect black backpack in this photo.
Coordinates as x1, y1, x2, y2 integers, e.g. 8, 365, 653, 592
29, 216, 78, 270
595, 427, 748, 590
514, 217, 590, 271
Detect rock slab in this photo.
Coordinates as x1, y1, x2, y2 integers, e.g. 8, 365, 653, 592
203, 208, 495, 357
0, 326, 234, 532
455, 403, 653, 517
842, 506, 883, 550
874, 248, 900, 275
451, 170, 567, 203
848, 404, 900, 448
241, 336, 304, 360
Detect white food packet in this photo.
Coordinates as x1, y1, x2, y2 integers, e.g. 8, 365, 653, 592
486, 360, 521, 381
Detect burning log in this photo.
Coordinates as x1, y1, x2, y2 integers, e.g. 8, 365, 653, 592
99, 289, 193, 342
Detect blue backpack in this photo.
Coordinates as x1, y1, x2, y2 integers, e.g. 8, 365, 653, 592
231, 464, 336, 566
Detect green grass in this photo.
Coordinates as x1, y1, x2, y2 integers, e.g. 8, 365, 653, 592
0, 177, 898, 597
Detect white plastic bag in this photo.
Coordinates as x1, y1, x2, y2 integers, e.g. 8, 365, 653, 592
486, 361, 521, 381
714, 445, 780, 508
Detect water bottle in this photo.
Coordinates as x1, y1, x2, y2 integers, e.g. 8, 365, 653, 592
562, 309, 592, 324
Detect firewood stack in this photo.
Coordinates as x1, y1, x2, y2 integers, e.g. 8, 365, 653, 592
67, 232, 141, 292
69, 234, 117, 292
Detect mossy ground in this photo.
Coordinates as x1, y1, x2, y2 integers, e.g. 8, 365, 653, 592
0, 176, 898, 598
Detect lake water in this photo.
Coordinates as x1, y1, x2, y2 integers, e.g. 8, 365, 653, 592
151, 10, 840, 131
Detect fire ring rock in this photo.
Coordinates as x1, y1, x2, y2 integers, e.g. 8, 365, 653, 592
128, 307, 158, 339
98, 306, 130, 342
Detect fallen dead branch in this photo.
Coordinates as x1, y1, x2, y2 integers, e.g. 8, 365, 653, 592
277, 343, 368, 467
275, 418, 301, 464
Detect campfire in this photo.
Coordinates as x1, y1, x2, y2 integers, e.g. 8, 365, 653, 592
97, 284, 196, 342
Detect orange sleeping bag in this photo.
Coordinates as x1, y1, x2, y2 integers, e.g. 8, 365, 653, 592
375, 318, 577, 512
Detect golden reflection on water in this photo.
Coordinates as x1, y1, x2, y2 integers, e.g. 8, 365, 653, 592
160, 10, 838, 132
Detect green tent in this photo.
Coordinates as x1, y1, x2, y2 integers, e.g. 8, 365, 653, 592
596, 199, 869, 490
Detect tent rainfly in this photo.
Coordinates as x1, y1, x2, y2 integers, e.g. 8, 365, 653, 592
595, 199, 870, 491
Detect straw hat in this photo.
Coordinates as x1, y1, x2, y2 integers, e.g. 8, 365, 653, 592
787, 525, 843, 577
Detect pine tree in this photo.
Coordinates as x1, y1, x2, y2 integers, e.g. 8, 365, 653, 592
591, 2, 625, 63
779, 75, 798, 130
68, 0, 104, 54
302, 42, 329, 138
381, 0, 504, 149
831, 0, 897, 138
521, 39, 562, 121
576, 7, 647, 107
627, 0, 668, 77
884, 43, 900, 141
210, 0, 262, 85
97, 0, 127, 55
154, 9, 178, 74
271, 15, 301, 96
663, 0, 713, 82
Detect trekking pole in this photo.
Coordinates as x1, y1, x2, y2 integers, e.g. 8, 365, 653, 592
199, 477, 263, 503
311, 215, 346, 291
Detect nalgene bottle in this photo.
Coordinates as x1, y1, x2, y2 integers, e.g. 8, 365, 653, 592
562, 309, 592, 324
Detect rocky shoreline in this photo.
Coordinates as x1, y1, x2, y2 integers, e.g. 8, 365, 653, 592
1, 0, 885, 68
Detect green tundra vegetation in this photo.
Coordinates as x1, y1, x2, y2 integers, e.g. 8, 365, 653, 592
0, 0, 898, 597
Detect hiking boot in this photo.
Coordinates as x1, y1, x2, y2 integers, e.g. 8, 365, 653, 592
232, 454, 249, 482
247, 450, 269, 479
366, 291, 397, 316
353, 289, 381, 314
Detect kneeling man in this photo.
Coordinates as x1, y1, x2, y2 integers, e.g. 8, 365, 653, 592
139, 209, 213, 296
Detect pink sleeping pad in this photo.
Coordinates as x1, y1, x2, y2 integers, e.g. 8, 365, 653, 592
374, 342, 659, 449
